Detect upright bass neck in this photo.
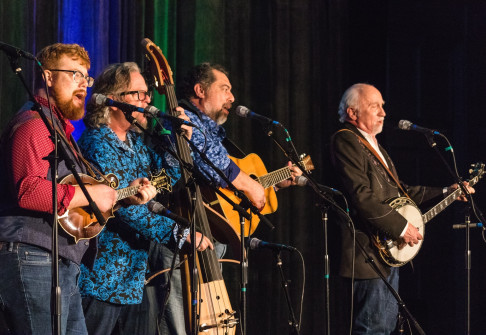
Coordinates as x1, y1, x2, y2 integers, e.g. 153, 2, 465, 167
142, 38, 237, 334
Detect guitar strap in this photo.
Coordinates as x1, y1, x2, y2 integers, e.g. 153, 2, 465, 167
222, 137, 247, 158
338, 128, 410, 199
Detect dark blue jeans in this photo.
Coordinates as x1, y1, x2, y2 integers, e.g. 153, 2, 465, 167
352, 267, 399, 335
147, 243, 186, 335
82, 294, 152, 335
0, 242, 87, 335
146, 241, 227, 335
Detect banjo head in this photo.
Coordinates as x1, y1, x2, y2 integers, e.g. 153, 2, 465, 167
378, 197, 424, 267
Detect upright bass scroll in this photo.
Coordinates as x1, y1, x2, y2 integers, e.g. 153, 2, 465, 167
142, 38, 238, 335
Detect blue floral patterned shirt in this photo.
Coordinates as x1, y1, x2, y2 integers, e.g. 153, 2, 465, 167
77, 125, 182, 304
164, 106, 240, 187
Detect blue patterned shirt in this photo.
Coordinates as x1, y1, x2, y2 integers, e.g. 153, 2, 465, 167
77, 125, 182, 304
164, 106, 240, 187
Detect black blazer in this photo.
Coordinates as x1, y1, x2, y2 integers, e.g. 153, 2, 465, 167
330, 123, 443, 279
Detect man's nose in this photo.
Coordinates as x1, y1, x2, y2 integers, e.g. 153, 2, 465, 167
142, 94, 151, 106
379, 106, 386, 116
228, 91, 235, 103
79, 77, 88, 89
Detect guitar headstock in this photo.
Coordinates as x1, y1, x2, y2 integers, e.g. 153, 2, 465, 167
141, 38, 174, 96
469, 162, 485, 184
298, 154, 315, 173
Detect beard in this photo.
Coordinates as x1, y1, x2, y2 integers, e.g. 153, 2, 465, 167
203, 101, 231, 125
374, 122, 384, 135
213, 109, 228, 125
51, 89, 86, 121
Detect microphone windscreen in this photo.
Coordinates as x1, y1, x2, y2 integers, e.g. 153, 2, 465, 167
235, 106, 250, 118
144, 105, 158, 117
147, 200, 163, 213
294, 175, 308, 186
92, 93, 107, 105
398, 119, 412, 130
246, 237, 261, 250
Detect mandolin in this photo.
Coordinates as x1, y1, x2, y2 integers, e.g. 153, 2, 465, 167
142, 38, 238, 334
58, 170, 172, 243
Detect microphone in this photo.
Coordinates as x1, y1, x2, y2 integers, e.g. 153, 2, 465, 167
398, 120, 441, 135
144, 105, 197, 128
93, 93, 145, 114
452, 222, 483, 230
93, 94, 195, 127
148, 200, 191, 228
235, 106, 280, 125
0, 41, 37, 61
295, 176, 343, 196
246, 237, 296, 252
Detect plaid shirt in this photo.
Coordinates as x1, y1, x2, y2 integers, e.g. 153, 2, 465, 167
5, 96, 76, 215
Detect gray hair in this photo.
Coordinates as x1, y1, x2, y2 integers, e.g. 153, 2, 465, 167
337, 83, 373, 123
84, 62, 141, 128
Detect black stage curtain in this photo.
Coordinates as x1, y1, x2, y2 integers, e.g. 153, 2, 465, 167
1, 1, 486, 333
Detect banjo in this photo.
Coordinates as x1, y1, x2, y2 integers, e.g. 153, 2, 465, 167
374, 162, 484, 267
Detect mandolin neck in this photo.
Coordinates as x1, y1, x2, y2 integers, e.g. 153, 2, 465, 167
116, 185, 141, 202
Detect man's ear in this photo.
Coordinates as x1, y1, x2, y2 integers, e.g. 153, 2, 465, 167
347, 107, 357, 120
43, 70, 53, 87
194, 83, 205, 99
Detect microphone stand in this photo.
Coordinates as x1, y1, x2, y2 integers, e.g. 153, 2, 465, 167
318, 200, 331, 335
323, 190, 426, 335
129, 117, 273, 335
122, 113, 201, 334
425, 133, 486, 335
151, 122, 273, 335
182, 133, 268, 335
260, 120, 332, 332
4, 53, 106, 335
274, 250, 300, 335
262, 121, 427, 334
464, 204, 471, 335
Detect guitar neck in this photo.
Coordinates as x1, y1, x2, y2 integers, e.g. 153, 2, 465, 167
257, 166, 292, 189
422, 175, 479, 224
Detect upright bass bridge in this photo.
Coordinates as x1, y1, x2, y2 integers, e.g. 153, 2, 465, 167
199, 310, 239, 332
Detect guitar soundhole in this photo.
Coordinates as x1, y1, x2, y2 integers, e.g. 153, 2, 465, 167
216, 295, 220, 300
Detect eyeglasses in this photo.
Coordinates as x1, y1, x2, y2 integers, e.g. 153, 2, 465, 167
119, 90, 153, 101
49, 69, 94, 87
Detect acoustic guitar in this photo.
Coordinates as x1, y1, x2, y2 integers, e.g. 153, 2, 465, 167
203, 153, 314, 238
58, 170, 172, 243
374, 162, 484, 267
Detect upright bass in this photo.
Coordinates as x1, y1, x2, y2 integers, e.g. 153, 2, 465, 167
142, 38, 238, 334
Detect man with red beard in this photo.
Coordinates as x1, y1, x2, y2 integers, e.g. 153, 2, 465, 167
0, 43, 154, 334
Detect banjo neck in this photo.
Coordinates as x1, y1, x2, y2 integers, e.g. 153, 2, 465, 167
422, 172, 481, 224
